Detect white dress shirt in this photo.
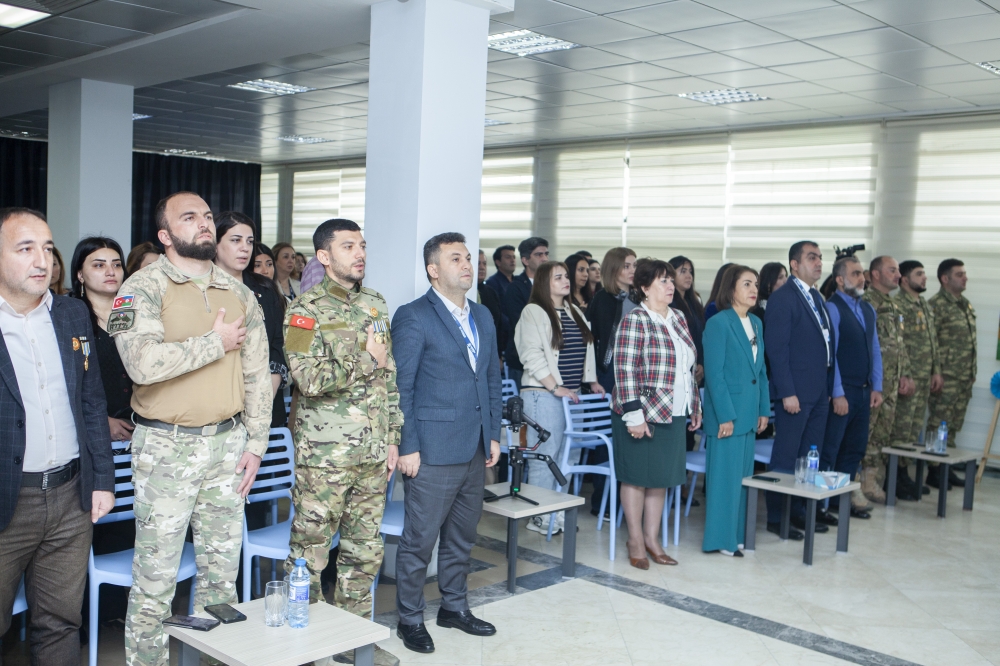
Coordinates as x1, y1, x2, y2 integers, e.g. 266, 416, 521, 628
0, 291, 80, 472
740, 315, 758, 362
433, 288, 478, 372
624, 303, 695, 425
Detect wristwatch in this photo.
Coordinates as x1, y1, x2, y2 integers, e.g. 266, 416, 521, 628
549, 385, 562, 395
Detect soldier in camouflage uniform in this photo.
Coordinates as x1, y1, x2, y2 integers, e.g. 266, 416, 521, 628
927, 259, 977, 488
892, 261, 943, 463
860, 256, 913, 503
112, 192, 271, 666
283, 219, 402, 666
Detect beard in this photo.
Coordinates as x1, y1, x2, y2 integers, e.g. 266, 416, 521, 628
168, 230, 217, 261
911, 283, 926, 293
846, 285, 865, 298
329, 255, 364, 284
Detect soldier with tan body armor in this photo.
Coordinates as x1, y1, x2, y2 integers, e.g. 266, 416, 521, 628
282, 218, 402, 666
112, 192, 272, 666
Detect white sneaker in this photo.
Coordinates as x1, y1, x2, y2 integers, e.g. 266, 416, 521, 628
526, 515, 563, 535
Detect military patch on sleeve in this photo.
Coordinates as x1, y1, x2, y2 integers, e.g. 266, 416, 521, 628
285, 325, 315, 354
290, 315, 316, 329
112, 295, 134, 310
107, 309, 136, 334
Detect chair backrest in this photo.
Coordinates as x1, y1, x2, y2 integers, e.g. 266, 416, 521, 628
562, 393, 613, 444
99, 440, 136, 524
247, 428, 295, 504
284, 394, 292, 416
501, 379, 518, 403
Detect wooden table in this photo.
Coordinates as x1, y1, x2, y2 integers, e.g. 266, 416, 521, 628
882, 446, 979, 517
482, 482, 585, 593
164, 598, 389, 666
743, 472, 859, 566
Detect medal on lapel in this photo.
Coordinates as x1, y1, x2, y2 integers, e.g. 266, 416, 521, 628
79, 335, 90, 371
372, 316, 387, 344
72, 337, 80, 351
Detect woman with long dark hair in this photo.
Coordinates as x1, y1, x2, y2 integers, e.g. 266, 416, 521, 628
70, 236, 133, 442
215, 212, 288, 427
668, 256, 705, 383
271, 241, 300, 301
564, 253, 594, 310
703, 263, 734, 321
751, 262, 787, 321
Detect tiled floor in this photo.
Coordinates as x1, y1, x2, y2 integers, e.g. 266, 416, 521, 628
3, 468, 998, 665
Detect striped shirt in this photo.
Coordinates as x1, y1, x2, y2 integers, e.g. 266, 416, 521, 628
557, 309, 586, 391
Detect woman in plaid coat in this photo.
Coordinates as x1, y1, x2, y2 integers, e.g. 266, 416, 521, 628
612, 258, 702, 569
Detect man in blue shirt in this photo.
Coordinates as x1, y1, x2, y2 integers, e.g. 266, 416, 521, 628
820, 257, 884, 520
485, 245, 516, 297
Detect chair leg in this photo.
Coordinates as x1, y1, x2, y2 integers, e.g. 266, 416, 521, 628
661, 491, 670, 550
254, 556, 261, 599
673, 485, 681, 546
609, 479, 617, 562
243, 553, 252, 603
596, 481, 610, 532
19, 613, 25, 642
685, 473, 698, 517
616, 504, 623, 529
89, 579, 100, 666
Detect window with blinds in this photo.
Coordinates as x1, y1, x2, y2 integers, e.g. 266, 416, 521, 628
290, 167, 366, 256
727, 125, 879, 269
259, 171, 279, 247
480, 153, 534, 264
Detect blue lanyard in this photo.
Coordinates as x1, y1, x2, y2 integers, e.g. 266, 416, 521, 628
451, 310, 479, 363
794, 278, 827, 331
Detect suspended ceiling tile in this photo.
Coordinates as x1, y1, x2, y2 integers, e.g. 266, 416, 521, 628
628, 94, 706, 111
597, 35, 706, 61
0, 45, 62, 67
581, 82, 664, 101
20, 16, 148, 47
525, 90, 608, 105
530, 47, 635, 70
0, 31, 101, 58
493, 0, 594, 29
899, 14, 1000, 47
486, 71, 514, 84
783, 92, 869, 108
821, 101, 901, 115
805, 28, 928, 58
852, 48, 964, 78
756, 6, 885, 40
771, 58, 877, 80
486, 96, 559, 111
749, 81, 837, 99
954, 92, 1000, 107
883, 97, 976, 112
488, 78, 562, 96
306, 62, 369, 83
849, 0, 995, 26
524, 70, 619, 90
638, 75, 728, 95
487, 56, 569, 78
122, 0, 242, 19
698, 67, 797, 87
0, 61, 29, 76
694, 0, 837, 21
608, 1, 738, 34
671, 23, 791, 52
588, 62, 685, 83
720, 41, 834, 68
533, 16, 656, 46
651, 52, 756, 76
63, 0, 195, 33
937, 39, 1000, 64
223, 63, 298, 80
923, 79, 1000, 98
535, 100, 644, 118
900, 64, 999, 86
852, 85, 946, 103
816, 72, 912, 92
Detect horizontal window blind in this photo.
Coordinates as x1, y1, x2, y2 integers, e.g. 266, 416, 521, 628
480, 153, 533, 266
339, 166, 367, 229
290, 167, 366, 256
259, 171, 279, 247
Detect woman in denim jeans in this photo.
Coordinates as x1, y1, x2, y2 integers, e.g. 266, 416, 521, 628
515, 261, 604, 535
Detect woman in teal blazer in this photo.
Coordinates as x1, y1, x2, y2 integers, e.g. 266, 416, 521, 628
701, 266, 771, 556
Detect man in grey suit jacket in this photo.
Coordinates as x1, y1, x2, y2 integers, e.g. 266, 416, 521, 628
391, 233, 502, 654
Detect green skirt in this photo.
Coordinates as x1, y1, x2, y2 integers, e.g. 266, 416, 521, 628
611, 413, 687, 488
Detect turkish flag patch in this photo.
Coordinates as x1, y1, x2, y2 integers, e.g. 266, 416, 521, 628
112, 295, 134, 310
289, 315, 316, 330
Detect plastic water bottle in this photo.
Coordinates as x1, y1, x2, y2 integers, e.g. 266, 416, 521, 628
935, 421, 948, 455
288, 558, 310, 628
806, 445, 820, 483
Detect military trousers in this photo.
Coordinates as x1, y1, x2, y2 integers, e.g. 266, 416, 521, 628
285, 460, 387, 618
892, 376, 932, 447
125, 423, 248, 666
862, 383, 898, 471
928, 373, 975, 447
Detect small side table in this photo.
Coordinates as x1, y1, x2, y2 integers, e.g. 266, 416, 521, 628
164, 598, 388, 666
482, 482, 585, 592
743, 472, 859, 566
882, 446, 979, 517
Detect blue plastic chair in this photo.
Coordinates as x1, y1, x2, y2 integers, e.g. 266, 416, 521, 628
552, 394, 617, 560
369, 470, 404, 620
88, 440, 197, 666
12, 576, 26, 641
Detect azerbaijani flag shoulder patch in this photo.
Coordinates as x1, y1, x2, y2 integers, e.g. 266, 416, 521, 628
112, 295, 134, 310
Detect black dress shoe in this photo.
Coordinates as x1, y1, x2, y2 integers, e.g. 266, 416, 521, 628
816, 509, 839, 526
766, 522, 805, 541
791, 516, 829, 533
922, 485, 930, 495
948, 470, 965, 487
925, 470, 952, 490
850, 507, 871, 519
397, 623, 435, 653
437, 608, 496, 637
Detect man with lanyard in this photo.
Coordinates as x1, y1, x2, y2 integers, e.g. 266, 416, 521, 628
764, 241, 835, 540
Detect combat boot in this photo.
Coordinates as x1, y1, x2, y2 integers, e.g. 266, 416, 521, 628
851, 488, 874, 512
860, 467, 886, 504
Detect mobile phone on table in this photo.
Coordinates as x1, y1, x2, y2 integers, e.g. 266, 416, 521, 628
162, 615, 220, 631
751, 475, 781, 483
890, 445, 917, 452
204, 603, 247, 624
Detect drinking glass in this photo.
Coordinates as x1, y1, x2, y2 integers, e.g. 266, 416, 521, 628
264, 581, 288, 627
794, 457, 808, 484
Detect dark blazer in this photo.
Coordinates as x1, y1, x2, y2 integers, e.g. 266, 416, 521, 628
763, 280, 835, 404
702, 309, 770, 436
0, 295, 114, 531
500, 272, 532, 371
392, 289, 503, 465
477, 281, 505, 361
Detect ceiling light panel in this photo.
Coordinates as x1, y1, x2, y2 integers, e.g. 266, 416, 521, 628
0, 3, 48, 29
488, 30, 580, 57
278, 135, 332, 144
132, 113, 152, 120
976, 62, 1000, 76
678, 88, 768, 105
164, 148, 207, 156
484, 118, 508, 126
228, 79, 316, 96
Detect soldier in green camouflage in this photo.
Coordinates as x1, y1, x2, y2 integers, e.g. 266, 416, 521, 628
283, 218, 402, 666
112, 192, 271, 666
860, 256, 913, 503
927, 259, 977, 488
892, 261, 943, 460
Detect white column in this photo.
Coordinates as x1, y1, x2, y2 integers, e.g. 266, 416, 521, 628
47, 79, 134, 257
364, 0, 513, 313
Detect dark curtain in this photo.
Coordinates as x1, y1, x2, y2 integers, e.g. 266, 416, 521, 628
131, 152, 262, 247
0, 137, 47, 212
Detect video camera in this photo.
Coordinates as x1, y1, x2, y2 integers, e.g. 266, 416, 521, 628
486, 396, 567, 506
834, 244, 865, 260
